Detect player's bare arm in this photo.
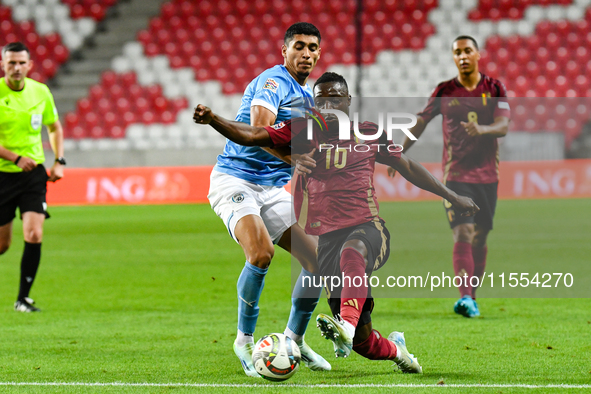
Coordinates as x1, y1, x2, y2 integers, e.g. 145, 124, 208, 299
387, 116, 428, 178
380, 153, 479, 216
193, 104, 273, 147
0, 145, 37, 171
461, 116, 509, 138
251, 105, 304, 166
47, 120, 64, 182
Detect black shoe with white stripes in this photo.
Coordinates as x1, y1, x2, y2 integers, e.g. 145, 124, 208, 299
14, 298, 40, 312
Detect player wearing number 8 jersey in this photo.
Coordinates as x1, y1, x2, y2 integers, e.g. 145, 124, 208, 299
393, 35, 511, 317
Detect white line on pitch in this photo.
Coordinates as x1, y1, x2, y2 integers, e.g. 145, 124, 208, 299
0, 383, 589, 388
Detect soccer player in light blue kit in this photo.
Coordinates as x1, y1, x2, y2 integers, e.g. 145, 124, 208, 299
207, 22, 330, 376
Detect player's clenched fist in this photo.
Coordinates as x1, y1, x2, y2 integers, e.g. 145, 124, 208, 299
460, 121, 484, 137
193, 104, 213, 124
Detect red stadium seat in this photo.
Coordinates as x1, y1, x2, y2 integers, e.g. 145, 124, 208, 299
70, 126, 87, 139
141, 112, 156, 125
97, 98, 112, 115
77, 98, 92, 115
545, 61, 559, 80
84, 112, 99, 131
116, 98, 131, 113
89, 4, 106, 21
128, 85, 143, 101
120, 72, 137, 87
65, 113, 79, 130
41, 59, 57, 78
108, 126, 125, 139
53, 45, 69, 64
101, 71, 118, 89
104, 112, 118, 130
545, 33, 561, 52
122, 111, 138, 126
505, 62, 520, 80
90, 126, 106, 139
35, 45, 49, 62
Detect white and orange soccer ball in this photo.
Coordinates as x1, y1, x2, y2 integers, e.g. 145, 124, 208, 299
252, 333, 301, 381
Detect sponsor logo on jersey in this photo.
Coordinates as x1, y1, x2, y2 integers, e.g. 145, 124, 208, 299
310, 221, 321, 228
262, 78, 279, 93
232, 193, 244, 203
31, 114, 42, 129
448, 98, 460, 107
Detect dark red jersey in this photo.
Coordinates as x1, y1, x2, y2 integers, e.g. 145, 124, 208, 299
418, 73, 511, 184
265, 119, 402, 235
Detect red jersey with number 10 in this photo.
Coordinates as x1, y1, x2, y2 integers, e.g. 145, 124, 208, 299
418, 73, 511, 184
264, 119, 402, 236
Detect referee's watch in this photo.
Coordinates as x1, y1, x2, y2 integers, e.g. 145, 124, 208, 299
55, 157, 67, 165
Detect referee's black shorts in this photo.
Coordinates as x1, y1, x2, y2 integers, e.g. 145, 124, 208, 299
0, 165, 50, 226
444, 181, 498, 230
317, 219, 390, 327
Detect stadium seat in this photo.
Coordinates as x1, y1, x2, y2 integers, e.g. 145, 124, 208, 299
60, 0, 591, 148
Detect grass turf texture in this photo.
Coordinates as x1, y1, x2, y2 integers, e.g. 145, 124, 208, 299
0, 200, 589, 393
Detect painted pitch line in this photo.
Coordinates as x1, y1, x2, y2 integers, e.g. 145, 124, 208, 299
0, 383, 589, 388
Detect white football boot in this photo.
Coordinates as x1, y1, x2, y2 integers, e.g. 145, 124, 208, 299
316, 313, 355, 358
388, 331, 422, 374
297, 339, 332, 370
233, 340, 260, 378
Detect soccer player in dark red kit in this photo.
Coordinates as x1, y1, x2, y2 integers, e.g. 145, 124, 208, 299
193, 72, 479, 372
390, 36, 511, 318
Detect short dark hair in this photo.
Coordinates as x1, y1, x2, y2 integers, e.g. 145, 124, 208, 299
2, 42, 30, 56
284, 22, 321, 45
314, 72, 348, 90
452, 35, 478, 50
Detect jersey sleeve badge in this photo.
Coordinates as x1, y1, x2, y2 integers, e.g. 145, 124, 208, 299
498, 101, 510, 110
262, 78, 279, 93
270, 121, 286, 130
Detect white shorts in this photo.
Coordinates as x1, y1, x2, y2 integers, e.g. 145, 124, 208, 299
208, 170, 295, 244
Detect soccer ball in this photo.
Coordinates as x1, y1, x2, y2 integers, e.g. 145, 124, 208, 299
252, 333, 301, 381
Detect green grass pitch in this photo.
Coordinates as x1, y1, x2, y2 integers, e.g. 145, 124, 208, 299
0, 199, 589, 393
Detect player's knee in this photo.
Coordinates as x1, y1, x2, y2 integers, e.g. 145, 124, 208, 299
453, 224, 474, 243
340, 240, 367, 259
472, 232, 488, 248
248, 247, 274, 269
24, 228, 43, 244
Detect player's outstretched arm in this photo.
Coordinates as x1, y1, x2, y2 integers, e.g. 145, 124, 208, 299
383, 154, 479, 216
193, 104, 273, 147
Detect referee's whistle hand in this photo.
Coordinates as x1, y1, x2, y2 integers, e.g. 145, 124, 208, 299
17, 156, 37, 172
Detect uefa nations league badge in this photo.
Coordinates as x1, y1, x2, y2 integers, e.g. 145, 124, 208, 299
31, 114, 42, 130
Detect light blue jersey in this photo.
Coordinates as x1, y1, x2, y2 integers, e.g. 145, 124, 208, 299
214, 65, 313, 186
